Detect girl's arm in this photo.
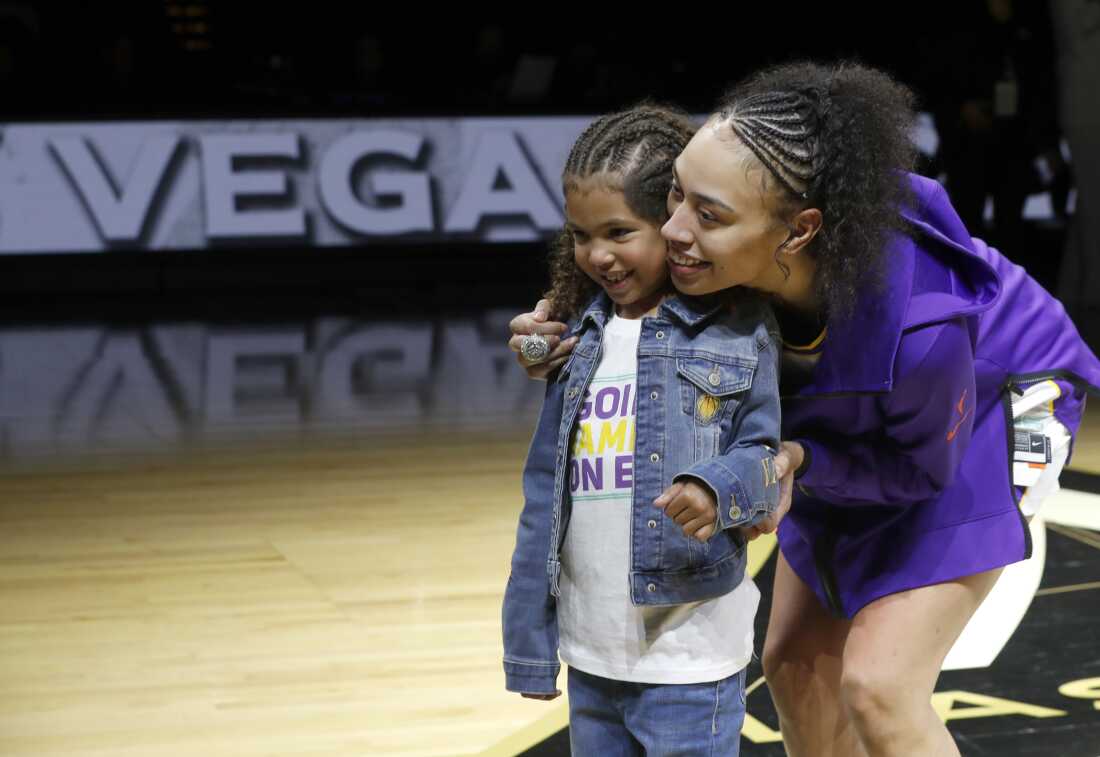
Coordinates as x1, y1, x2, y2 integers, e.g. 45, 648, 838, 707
674, 334, 783, 532
656, 330, 783, 540
502, 380, 563, 696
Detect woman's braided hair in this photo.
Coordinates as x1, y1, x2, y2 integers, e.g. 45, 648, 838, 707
716, 60, 918, 319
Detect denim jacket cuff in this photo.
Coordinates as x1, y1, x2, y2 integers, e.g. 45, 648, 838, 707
677, 454, 779, 531
504, 659, 560, 694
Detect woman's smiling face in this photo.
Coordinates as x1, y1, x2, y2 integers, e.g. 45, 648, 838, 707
661, 120, 792, 297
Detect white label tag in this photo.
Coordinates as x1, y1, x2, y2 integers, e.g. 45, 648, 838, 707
1013, 461, 1044, 487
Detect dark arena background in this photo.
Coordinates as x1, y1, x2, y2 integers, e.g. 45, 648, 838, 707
1, 4, 1098, 755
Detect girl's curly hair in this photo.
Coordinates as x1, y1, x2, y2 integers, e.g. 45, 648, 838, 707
545, 103, 697, 321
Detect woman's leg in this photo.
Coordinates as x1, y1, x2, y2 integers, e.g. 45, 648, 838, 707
839, 567, 1004, 756
761, 552, 864, 757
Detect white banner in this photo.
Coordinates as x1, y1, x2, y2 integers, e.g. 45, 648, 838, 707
0, 116, 596, 253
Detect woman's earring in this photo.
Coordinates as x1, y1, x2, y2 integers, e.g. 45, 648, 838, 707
773, 231, 796, 280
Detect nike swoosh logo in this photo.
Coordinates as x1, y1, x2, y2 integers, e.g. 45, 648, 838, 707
956, 389, 968, 415
946, 407, 973, 442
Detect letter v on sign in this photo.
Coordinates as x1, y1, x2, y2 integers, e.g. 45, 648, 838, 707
49, 134, 181, 243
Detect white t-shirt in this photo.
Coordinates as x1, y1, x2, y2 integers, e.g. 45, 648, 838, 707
557, 312, 759, 684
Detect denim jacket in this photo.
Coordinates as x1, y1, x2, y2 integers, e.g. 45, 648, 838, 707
502, 290, 782, 694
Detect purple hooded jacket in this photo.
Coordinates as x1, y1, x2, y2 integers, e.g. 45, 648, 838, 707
779, 173, 1100, 618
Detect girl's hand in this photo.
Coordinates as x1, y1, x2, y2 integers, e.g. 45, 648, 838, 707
508, 299, 577, 379
653, 480, 718, 542
521, 690, 562, 701
739, 441, 803, 541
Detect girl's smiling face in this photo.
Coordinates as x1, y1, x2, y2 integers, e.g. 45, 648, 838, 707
566, 177, 670, 318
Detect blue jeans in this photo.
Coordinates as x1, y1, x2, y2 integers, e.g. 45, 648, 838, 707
566, 666, 747, 756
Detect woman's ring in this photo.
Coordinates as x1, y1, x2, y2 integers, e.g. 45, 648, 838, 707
520, 334, 551, 364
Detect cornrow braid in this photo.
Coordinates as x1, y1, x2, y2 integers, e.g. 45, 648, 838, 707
716, 60, 918, 320
724, 90, 825, 199
546, 103, 697, 320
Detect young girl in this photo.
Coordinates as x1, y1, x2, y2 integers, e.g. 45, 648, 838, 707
502, 105, 782, 756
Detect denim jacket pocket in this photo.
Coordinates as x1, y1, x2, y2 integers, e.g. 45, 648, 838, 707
676, 355, 757, 426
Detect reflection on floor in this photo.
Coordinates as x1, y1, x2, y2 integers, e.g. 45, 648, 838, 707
0, 309, 540, 466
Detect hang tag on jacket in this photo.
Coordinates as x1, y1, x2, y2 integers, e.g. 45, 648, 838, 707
994, 79, 1019, 118
1010, 380, 1066, 488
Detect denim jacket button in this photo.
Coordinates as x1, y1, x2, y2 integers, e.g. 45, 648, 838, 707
649, 453, 660, 463
729, 505, 742, 520
567, 387, 578, 399
647, 583, 657, 593
647, 519, 657, 529
655, 331, 665, 339
708, 370, 721, 387
650, 391, 659, 400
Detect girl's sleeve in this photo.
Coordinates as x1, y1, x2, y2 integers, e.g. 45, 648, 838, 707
502, 380, 562, 694
677, 328, 783, 530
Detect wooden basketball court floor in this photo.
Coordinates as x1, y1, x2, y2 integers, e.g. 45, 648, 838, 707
2, 409, 1099, 756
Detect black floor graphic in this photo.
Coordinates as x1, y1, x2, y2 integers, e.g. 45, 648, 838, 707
521, 484, 1100, 756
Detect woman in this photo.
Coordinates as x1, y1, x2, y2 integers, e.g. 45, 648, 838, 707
508, 61, 1100, 756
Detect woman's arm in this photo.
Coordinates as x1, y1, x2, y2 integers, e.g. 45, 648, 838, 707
794, 318, 977, 506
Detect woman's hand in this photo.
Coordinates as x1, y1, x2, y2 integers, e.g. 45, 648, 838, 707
738, 441, 803, 541
508, 299, 577, 379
